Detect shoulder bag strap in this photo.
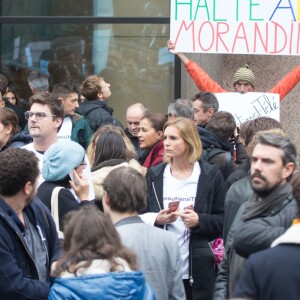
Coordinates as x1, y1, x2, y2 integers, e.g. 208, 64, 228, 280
51, 187, 64, 239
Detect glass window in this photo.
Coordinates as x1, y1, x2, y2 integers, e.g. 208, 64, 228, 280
1, 0, 170, 17
1, 22, 174, 124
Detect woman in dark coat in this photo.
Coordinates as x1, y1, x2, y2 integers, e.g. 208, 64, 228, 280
142, 117, 227, 300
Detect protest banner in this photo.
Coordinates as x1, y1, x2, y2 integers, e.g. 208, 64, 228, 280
215, 92, 280, 125
170, 0, 300, 55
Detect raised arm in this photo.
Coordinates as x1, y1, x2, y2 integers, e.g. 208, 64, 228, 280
167, 40, 227, 93
167, 39, 190, 65
269, 64, 300, 101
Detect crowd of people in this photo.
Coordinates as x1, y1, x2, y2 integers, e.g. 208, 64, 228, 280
0, 40, 300, 300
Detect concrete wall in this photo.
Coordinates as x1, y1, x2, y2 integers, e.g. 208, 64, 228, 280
181, 54, 300, 156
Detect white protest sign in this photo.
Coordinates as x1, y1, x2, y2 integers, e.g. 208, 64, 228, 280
170, 0, 300, 55
215, 92, 280, 125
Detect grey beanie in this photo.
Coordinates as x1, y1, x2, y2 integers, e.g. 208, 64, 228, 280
43, 141, 85, 181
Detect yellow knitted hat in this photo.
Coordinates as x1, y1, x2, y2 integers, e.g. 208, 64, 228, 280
233, 64, 255, 87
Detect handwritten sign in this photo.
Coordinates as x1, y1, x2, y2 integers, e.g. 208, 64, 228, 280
170, 0, 300, 55
215, 92, 280, 125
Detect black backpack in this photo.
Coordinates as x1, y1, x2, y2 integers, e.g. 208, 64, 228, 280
202, 146, 232, 179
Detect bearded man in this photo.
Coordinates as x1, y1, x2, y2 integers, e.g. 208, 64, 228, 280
0, 148, 60, 299
214, 132, 297, 300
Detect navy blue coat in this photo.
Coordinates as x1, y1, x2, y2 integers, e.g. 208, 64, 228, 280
0, 197, 60, 300
234, 244, 300, 300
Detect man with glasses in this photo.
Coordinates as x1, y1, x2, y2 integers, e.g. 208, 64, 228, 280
23, 93, 64, 185
23, 92, 95, 200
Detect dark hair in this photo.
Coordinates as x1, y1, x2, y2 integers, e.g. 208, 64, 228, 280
5, 86, 20, 106
53, 206, 137, 276
291, 169, 300, 218
103, 167, 146, 213
255, 132, 296, 181
240, 117, 282, 147
207, 111, 236, 141
80, 75, 103, 100
0, 108, 19, 137
93, 131, 128, 167
191, 92, 219, 113
87, 125, 136, 166
29, 92, 65, 120
173, 98, 194, 120
0, 148, 39, 196
141, 113, 166, 132
28, 70, 49, 92
52, 82, 78, 99
0, 74, 8, 96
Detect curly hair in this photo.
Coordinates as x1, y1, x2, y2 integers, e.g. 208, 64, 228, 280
0, 148, 39, 196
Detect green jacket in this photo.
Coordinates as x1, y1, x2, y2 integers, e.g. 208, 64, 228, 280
70, 113, 93, 149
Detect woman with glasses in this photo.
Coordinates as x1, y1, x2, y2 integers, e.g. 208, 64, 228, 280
37, 140, 94, 235
143, 117, 227, 300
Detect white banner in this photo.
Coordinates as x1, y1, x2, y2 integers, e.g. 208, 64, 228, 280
215, 92, 280, 125
170, 0, 300, 55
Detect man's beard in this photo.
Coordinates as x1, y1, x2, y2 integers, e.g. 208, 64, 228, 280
250, 171, 281, 198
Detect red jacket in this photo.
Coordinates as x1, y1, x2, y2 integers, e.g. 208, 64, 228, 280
185, 60, 300, 101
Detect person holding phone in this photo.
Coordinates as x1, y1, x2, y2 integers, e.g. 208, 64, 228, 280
143, 117, 227, 300
37, 140, 93, 231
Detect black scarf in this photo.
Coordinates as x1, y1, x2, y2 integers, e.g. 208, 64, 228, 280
242, 183, 292, 221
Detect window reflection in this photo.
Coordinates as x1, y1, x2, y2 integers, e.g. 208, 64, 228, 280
1, 23, 174, 124
1, 0, 169, 17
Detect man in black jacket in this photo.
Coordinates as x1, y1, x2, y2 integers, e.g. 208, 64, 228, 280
213, 132, 297, 300
77, 75, 122, 132
0, 148, 60, 299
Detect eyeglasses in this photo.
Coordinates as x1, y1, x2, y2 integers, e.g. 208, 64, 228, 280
25, 111, 56, 120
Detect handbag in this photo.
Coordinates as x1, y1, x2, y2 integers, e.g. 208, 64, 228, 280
51, 186, 64, 239
209, 238, 224, 271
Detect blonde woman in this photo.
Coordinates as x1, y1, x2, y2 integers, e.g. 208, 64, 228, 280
144, 117, 227, 300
